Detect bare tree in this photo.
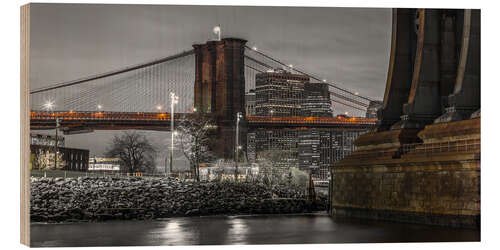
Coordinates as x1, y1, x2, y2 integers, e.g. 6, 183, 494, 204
32, 149, 66, 170
257, 150, 296, 188
176, 116, 217, 182
105, 131, 157, 173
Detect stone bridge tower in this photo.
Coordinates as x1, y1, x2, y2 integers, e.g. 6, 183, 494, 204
331, 9, 480, 229
193, 38, 247, 159
379, 9, 480, 131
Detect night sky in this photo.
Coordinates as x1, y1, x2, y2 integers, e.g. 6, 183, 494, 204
29, 3, 392, 164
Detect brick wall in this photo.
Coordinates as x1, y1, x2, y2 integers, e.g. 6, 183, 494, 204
331, 118, 480, 229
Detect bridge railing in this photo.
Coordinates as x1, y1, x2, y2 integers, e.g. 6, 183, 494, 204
246, 115, 377, 125
349, 138, 480, 160
31, 111, 377, 125
30, 111, 175, 121
400, 138, 481, 155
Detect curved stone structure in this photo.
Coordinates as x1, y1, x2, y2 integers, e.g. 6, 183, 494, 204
378, 9, 480, 130
435, 9, 481, 123
377, 9, 416, 131
331, 9, 481, 229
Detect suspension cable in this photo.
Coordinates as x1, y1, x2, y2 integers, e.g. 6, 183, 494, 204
244, 45, 373, 102
244, 55, 368, 110
30, 49, 195, 94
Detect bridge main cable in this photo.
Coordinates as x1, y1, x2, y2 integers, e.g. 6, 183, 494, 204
30, 49, 195, 94
245, 46, 373, 103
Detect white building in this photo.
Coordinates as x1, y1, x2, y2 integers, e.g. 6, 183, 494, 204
88, 157, 121, 171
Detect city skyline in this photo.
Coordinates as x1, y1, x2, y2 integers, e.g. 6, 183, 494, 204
30, 4, 391, 102
22, 4, 482, 246
30, 4, 391, 157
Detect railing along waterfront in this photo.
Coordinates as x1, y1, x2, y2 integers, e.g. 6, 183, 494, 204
351, 138, 480, 160
401, 138, 480, 155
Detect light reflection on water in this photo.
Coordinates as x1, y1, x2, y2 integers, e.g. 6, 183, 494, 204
30, 214, 480, 247
226, 218, 248, 244
161, 220, 189, 245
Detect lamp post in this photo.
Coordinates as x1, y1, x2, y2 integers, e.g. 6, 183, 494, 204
235, 112, 243, 181
169, 92, 179, 175
213, 25, 221, 41
54, 117, 60, 170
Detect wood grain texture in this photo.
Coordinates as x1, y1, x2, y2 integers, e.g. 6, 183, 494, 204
20, 3, 30, 246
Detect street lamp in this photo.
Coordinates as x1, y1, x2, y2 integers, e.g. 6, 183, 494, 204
54, 118, 60, 170
235, 112, 243, 181
43, 100, 55, 111
213, 25, 221, 41
169, 92, 179, 175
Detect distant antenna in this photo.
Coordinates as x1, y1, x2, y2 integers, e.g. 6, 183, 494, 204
213, 25, 221, 41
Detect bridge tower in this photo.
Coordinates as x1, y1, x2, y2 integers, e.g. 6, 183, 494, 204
378, 9, 480, 131
193, 38, 247, 159
331, 9, 481, 228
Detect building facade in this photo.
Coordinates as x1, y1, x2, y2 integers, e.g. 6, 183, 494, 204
253, 69, 333, 117
247, 70, 370, 180
365, 100, 383, 119
30, 145, 89, 171
253, 129, 299, 176
302, 82, 333, 117
245, 90, 256, 116
30, 133, 64, 147
88, 157, 121, 172
248, 127, 366, 180
254, 69, 309, 117
30, 133, 89, 171
298, 129, 365, 179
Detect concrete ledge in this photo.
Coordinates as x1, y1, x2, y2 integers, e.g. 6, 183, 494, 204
336, 151, 480, 168
331, 206, 480, 229
354, 128, 421, 149
418, 118, 480, 143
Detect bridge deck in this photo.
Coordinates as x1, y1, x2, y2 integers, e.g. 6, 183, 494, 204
30, 111, 376, 131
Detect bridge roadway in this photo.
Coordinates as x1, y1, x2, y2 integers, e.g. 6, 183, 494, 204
30, 111, 376, 132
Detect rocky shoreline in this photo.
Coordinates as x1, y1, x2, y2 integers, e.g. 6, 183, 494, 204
30, 177, 327, 223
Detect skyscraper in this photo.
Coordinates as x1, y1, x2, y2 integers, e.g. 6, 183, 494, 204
255, 69, 308, 117
247, 69, 368, 180
302, 82, 333, 117
245, 90, 256, 116
254, 69, 333, 117
365, 100, 383, 119
247, 127, 367, 180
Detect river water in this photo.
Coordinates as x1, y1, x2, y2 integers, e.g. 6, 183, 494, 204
30, 213, 479, 247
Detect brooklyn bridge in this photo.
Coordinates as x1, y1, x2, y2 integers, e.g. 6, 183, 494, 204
24, 5, 481, 247
29, 37, 376, 159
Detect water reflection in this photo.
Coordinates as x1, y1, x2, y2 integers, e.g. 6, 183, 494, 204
227, 218, 248, 244
30, 214, 480, 247
161, 220, 190, 245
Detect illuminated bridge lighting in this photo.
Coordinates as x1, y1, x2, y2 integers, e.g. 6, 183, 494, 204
245, 115, 376, 125
30, 111, 376, 131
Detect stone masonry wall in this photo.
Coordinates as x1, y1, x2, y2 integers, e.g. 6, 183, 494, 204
331, 159, 480, 228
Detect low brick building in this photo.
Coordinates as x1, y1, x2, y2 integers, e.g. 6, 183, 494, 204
30, 145, 89, 171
